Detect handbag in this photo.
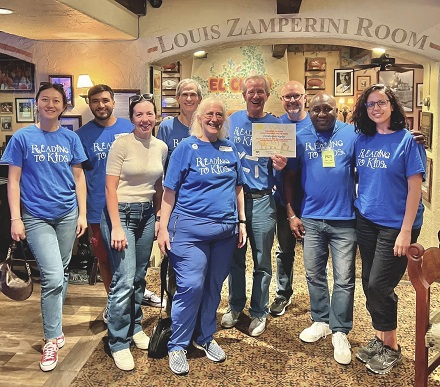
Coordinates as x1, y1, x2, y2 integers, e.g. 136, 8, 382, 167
0, 241, 33, 301
148, 255, 172, 358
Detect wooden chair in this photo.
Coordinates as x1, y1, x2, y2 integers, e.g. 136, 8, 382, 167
407, 231, 440, 387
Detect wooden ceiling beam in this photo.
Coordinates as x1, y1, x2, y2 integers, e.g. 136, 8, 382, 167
272, 44, 289, 59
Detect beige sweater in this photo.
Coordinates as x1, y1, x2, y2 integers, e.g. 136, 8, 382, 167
106, 132, 167, 203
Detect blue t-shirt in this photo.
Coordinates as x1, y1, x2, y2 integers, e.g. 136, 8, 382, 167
274, 113, 312, 209
164, 136, 245, 223
1, 124, 87, 219
156, 117, 190, 168
76, 118, 133, 223
354, 129, 425, 229
288, 121, 358, 220
229, 110, 281, 192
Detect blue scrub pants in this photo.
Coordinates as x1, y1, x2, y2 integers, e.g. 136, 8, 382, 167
167, 214, 238, 352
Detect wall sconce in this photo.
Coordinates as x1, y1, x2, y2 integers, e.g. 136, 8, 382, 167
338, 97, 353, 123
77, 74, 94, 100
194, 50, 208, 59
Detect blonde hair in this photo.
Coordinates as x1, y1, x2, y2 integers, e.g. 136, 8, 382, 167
190, 97, 229, 140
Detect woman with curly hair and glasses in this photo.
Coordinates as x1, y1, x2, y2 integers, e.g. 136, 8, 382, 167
351, 84, 426, 375
100, 94, 167, 371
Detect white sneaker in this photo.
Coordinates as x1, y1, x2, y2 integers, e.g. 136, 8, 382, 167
332, 332, 352, 365
142, 289, 165, 308
221, 308, 241, 328
299, 322, 332, 343
102, 305, 108, 325
132, 330, 150, 350
249, 316, 267, 337
112, 348, 134, 371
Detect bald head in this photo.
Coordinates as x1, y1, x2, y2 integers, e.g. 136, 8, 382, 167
309, 92, 337, 131
280, 80, 307, 121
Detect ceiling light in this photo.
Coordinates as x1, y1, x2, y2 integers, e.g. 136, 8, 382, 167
0, 8, 13, 14
194, 50, 207, 59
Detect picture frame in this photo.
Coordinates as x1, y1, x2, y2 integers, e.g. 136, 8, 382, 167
0, 56, 35, 92
305, 92, 317, 108
305, 76, 325, 90
162, 62, 180, 73
49, 75, 74, 107
419, 111, 433, 150
357, 76, 371, 91
1, 116, 12, 131
305, 57, 326, 71
406, 116, 414, 130
112, 89, 140, 121
334, 69, 354, 96
150, 66, 162, 116
378, 70, 414, 112
15, 97, 35, 123
60, 115, 82, 131
1, 102, 13, 114
416, 83, 423, 107
422, 157, 433, 203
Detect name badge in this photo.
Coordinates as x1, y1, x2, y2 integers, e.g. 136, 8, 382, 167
219, 146, 233, 152
322, 150, 335, 167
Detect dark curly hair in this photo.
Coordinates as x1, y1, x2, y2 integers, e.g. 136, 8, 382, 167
351, 84, 407, 136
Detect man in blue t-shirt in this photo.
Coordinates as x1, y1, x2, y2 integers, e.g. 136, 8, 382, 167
285, 92, 358, 366
270, 80, 311, 317
76, 85, 133, 319
221, 75, 287, 337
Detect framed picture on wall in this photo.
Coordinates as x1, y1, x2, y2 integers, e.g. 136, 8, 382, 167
15, 97, 35, 123
305, 57, 326, 71
406, 117, 414, 130
334, 69, 354, 96
378, 70, 414, 112
305, 76, 325, 90
49, 75, 74, 107
419, 111, 433, 150
422, 157, 433, 202
112, 89, 140, 121
1, 102, 13, 114
416, 83, 423, 107
357, 76, 371, 91
1, 116, 12, 131
0, 58, 35, 92
60, 115, 82, 131
149, 66, 162, 116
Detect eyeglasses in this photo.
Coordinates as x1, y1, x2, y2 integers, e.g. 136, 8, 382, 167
204, 112, 224, 119
281, 94, 304, 102
129, 93, 155, 104
365, 99, 390, 109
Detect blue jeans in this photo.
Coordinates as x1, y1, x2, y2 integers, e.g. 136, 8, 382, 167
302, 218, 356, 334
356, 212, 420, 331
275, 203, 297, 300
23, 207, 78, 340
167, 214, 238, 351
100, 202, 155, 353
228, 194, 276, 318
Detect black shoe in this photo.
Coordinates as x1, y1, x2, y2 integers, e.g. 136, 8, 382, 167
366, 345, 402, 374
269, 297, 291, 316
356, 336, 383, 363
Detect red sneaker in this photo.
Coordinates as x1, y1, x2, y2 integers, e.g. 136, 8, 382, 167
40, 341, 58, 372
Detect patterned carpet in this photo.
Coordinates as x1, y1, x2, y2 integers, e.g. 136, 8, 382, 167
71, 246, 440, 387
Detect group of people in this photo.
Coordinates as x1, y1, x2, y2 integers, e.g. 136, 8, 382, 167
0, 72, 425, 377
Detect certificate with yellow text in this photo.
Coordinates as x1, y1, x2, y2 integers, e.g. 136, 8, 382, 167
251, 123, 296, 157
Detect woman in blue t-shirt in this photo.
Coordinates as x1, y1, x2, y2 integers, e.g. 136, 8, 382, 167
157, 97, 247, 376
1, 83, 87, 372
351, 84, 425, 375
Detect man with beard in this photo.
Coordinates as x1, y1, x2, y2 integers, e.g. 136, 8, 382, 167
76, 84, 133, 322
284, 92, 358, 365
221, 75, 287, 337
269, 80, 311, 317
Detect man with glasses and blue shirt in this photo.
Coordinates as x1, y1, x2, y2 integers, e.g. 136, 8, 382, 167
285, 92, 358, 366
269, 80, 311, 317
221, 75, 287, 337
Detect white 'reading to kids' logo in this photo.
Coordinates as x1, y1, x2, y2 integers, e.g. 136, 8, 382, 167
196, 157, 233, 175
357, 148, 390, 169
31, 144, 70, 163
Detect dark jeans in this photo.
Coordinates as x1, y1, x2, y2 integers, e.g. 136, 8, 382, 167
356, 211, 420, 332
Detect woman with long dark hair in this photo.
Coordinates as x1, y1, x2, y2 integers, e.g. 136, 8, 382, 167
351, 84, 425, 374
